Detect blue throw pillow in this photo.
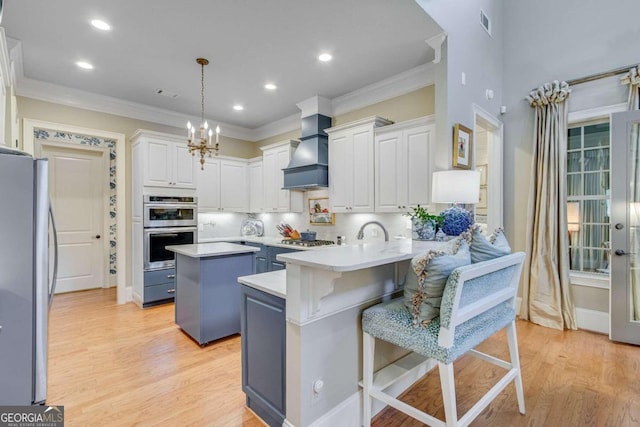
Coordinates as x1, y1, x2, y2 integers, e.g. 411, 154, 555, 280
403, 238, 471, 326
467, 225, 511, 263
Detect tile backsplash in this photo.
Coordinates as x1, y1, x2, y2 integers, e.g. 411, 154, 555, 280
198, 190, 416, 243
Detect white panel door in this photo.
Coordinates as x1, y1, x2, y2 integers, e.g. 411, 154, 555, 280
41, 144, 106, 293
405, 125, 432, 208
328, 133, 351, 212
249, 161, 264, 213
196, 158, 221, 211
375, 131, 403, 212
351, 128, 374, 212
173, 143, 196, 188
145, 140, 171, 186
263, 150, 277, 211
220, 160, 248, 212
275, 147, 291, 211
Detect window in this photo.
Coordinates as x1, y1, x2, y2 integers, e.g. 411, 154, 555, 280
567, 121, 610, 274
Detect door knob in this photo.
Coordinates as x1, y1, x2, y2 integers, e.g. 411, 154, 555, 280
615, 249, 626, 256
615, 223, 624, 230
95, 235, 101, 239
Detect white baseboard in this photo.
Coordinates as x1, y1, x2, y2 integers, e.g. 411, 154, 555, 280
516, 297, 608, 334
575, 307, 609, 334
284, 354, 437, 427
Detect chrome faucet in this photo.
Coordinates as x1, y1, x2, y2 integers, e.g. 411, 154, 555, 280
357, 221, 389, 242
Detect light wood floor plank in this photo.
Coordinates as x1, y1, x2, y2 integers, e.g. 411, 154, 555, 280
49, 288, 639, 426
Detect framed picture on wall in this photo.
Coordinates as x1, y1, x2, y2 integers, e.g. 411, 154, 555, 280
452, 123, 473, 169
309, 197, 335, 225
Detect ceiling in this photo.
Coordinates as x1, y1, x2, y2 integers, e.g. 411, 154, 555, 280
3, 1, 441, 133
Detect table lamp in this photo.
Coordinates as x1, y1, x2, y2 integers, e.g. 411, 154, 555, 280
432, 170, 481, 235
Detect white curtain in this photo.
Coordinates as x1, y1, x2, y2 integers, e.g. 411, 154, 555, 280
521, 80, 577, 330
622, 65, 640, 320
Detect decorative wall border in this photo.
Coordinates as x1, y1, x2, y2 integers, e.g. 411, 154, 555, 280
23, 119, 129, 304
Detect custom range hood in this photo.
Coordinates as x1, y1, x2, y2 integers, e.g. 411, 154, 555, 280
283, 96, 332, 190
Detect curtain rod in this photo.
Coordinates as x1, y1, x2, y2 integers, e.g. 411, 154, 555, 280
530, 63, 637, 92
566, 64, 637, 86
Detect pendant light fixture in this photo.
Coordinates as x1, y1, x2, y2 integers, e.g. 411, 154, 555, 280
187, 57, 220, 170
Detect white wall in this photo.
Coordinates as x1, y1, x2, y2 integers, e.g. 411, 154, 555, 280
502, 0, 640, 312
415, 0, 504, 171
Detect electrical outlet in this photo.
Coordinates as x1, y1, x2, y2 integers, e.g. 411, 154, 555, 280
312, 379, 324, 404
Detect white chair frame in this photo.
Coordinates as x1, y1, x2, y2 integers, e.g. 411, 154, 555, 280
362, 253, 526, 427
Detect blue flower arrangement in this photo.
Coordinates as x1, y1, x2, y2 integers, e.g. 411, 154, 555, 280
440, 206, 474, 235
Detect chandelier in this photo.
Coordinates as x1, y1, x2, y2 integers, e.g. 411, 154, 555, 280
187, 57, 220, 170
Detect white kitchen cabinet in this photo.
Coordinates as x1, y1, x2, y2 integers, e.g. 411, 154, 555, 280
326, 116, 392, 213
260, 140, 303, 213
374, 116, 435, 213
248, 158, 264, 213
131, 130, 197, 190
197, 157, 248, 212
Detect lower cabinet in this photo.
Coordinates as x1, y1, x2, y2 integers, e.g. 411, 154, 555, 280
143, 268, 176, 307
267, 246, 299, 271
243, 243, 299, 272
240, 285, 286, 427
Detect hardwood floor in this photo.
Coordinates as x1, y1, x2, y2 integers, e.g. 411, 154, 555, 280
49, 289, 639, 426
48, 288, 264, 427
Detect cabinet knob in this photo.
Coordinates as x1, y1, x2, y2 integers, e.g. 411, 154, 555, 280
95, 235, 101, 239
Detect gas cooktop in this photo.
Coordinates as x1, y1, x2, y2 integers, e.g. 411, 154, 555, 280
281, 239, 335, 247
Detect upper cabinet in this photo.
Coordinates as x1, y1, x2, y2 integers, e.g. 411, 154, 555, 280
132, 131, 197, 190
248, 158, 264, 213
197, 157, 249, 212
374, 116, 435, 213
260, 140, 303, 213
326, 116, 392, 213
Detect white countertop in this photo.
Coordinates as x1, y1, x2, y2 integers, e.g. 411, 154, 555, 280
198, 235, 327, 250
276, 239, 449, 272
166, 242, 259, 258
237, 270, 286, 299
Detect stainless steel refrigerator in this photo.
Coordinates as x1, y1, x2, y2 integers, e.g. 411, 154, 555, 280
0, 147, 58, 405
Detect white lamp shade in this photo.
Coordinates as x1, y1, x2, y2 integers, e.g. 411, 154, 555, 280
431, 170, 481, 204
567, 202, 580, 231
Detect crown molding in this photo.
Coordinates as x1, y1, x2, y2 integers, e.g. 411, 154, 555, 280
10, 31, 436, 142
251, 112, 300, 141
331, 62, 436, 116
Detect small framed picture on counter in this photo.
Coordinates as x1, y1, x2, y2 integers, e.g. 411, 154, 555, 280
309, 197, 335, 225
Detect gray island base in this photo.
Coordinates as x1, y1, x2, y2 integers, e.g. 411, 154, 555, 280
166, 242, 258, 346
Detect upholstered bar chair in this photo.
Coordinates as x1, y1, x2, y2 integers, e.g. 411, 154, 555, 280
361, 252, 526, 427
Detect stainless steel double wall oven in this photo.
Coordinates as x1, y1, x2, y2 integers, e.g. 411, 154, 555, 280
143, 195, 197, 271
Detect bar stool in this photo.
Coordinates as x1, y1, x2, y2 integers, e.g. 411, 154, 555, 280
361, 252, 526, 427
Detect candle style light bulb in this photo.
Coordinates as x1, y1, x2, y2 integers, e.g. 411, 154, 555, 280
208, 128, 213, 146
187, 121, 192, 138
216, 125, 220, 143
204, 121, 209, 130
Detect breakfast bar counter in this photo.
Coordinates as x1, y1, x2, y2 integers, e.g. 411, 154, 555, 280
273, 239, 447, 427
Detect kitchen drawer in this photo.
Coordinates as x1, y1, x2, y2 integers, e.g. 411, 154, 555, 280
244, 242, 267, 257
144, 268, 176, 287
143, 282, 176, 304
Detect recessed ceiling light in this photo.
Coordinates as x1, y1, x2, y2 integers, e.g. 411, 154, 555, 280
90, 19, 111, 31
264, 83, 277, 90
318, 53, 333, 62
76, 61, 94, 70
233, 105, 244, 111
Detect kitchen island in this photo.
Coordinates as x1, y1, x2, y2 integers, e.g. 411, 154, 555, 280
240, 239, 447, 427
166, 242, 259, 345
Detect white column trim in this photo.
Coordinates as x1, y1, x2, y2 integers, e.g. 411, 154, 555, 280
23, 118, 129, 304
